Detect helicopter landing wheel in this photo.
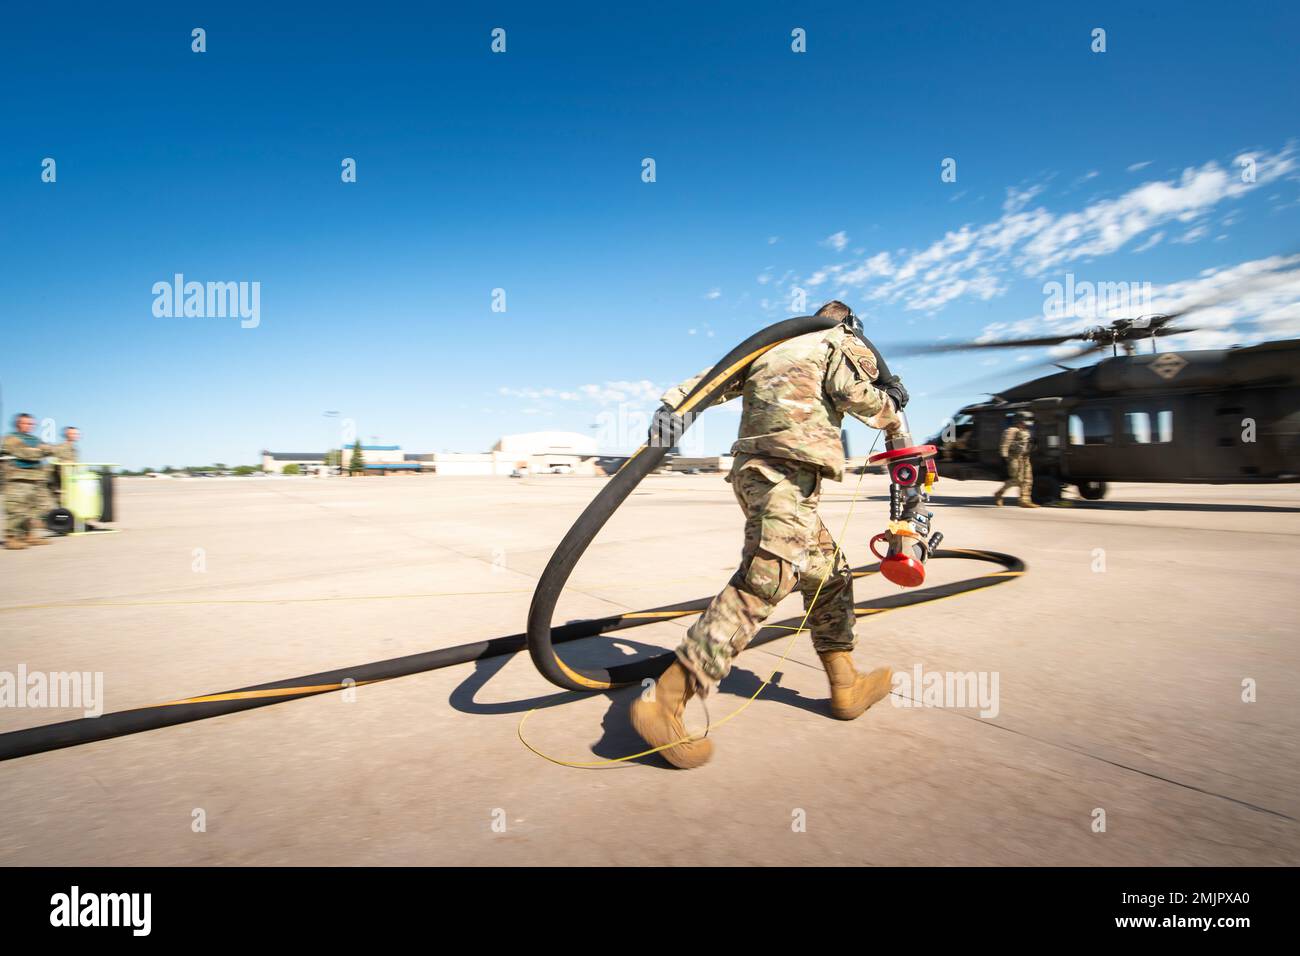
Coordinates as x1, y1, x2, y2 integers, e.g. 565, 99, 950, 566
1077, 480, 1107, 501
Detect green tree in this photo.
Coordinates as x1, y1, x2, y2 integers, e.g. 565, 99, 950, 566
349, 441, 364, 476
233, 465, 257, 476
282, 463, 301, 476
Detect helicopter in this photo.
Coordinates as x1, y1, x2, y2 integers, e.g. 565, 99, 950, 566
890, 273, 1300, 504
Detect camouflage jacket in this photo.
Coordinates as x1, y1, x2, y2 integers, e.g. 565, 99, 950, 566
2, 433, 50, 482
661, 324, 900, 481
1000, 426, 1032, 459
50, 441, 79, 463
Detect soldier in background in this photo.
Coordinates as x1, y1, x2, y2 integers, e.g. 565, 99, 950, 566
47, 426, 81, 510
630, 301, 907, 768
51, 426, 80, 465
994, 411, 1039, 508
3, 413, 54, 549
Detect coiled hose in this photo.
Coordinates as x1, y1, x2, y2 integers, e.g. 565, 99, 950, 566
528, 313, 912, 692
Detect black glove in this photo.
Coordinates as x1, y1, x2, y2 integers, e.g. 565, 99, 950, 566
878, 375, 909, 412
648, 404, 686, 448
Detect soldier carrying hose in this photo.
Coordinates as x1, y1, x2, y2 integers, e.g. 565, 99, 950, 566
630, 301, 909, 768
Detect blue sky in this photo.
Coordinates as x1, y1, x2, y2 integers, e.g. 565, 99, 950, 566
3, 1, 1298, 468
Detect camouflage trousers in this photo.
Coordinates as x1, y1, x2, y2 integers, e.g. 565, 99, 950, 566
676, 454, 856, 695
4, 480, 44, 540
995, 457, 1033, 498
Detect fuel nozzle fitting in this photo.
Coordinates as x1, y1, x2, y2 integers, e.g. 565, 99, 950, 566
867, 437, 941, 588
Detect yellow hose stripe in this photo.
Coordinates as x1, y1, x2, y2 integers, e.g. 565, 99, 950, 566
161, 682, 373, 706
553, 653, 613, 690
675, 343, 781, 415
567, 339, 786, 682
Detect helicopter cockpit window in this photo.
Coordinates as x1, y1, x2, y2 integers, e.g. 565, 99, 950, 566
1068, 408, 1112, 446
1124, 411, 1152, 444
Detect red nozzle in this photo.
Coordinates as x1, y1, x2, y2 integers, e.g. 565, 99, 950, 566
880, 553, 926, 588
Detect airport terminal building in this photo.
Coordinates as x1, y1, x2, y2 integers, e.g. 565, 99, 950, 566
261, 444, 420, 475
261, 431, 599, 476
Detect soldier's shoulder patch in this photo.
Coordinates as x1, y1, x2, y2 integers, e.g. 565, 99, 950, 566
836, 334, 879, 381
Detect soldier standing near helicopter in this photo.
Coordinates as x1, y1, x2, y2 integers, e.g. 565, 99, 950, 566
993, 411, 1039, 508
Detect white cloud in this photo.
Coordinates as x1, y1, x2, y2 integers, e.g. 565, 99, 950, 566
704, 288, 721, 299
777, 144, 1297, 315
498, 386, 580, 401
822, 230, 850, 252
971, 254, 1300, 352
498, 379, 664, 407
1142, 255, 1300, 344
1172, 224, 1209, 244
1127, 161, 1153, 173
1133, 230, 1165, 253
577, 380, 663, 404
1003, 184, 1044, 214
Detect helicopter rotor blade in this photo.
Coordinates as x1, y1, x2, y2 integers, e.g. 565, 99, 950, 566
1151, 323, 1201, 337
889, 332, 1083, 356
1050, 341, 1113, 363
931, 341, 1110, 395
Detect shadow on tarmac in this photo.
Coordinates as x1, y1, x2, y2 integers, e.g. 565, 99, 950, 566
447, 632, 827, 769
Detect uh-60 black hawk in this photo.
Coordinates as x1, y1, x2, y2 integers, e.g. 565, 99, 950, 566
891, 273, 1300, 505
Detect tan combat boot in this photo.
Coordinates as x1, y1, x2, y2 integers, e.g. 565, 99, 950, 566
629, 660, 714, 769
4, 539, 27, 550
993, 493, 1004, 507
26, 520, 51, 545
1019, 498, 1040, 509
819, 651, 894, 720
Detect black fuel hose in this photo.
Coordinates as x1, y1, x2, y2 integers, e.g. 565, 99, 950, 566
0, 316, 1022, 763
0, 550, 1022, 763
526, 314, 905, 692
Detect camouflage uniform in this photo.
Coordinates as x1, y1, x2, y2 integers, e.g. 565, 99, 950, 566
3, 432, 51, 541
994, 425, 1033, 500
662, 324, 901, 695
47, 441, 79, 509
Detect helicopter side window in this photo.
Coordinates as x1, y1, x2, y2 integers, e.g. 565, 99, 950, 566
1156, 410, 1173, 443
1124, 411, 1152, 444
1069, 408, 1112, 446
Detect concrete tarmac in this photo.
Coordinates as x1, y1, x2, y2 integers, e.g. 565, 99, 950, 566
1, 473, 1297, 865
